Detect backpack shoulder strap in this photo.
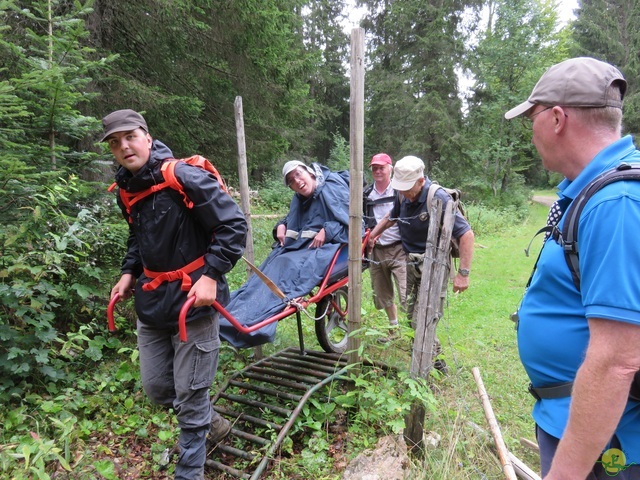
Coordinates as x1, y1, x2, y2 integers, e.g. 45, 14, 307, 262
178, 155, 229, 194
108, 156, 228, 221
108, 168, 174, 223
559, 163, 640, 290
364, 184, 398, 208
426, 181, 441, 212
363, 183, 373, 197
160, 156, 229, 209
160, 159, 190, 206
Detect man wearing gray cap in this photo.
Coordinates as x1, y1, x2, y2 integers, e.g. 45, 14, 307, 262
506, 58, 640, 479
103, 109, 247, 479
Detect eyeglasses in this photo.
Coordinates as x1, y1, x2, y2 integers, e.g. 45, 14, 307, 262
532, 106, 555, 119
286, 169, 305, 187
521, 106, 569, 127
521, 106, 553, 126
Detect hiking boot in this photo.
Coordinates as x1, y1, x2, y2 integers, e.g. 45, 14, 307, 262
207, 414, 232, 448
433, 359, 450, 375
377, 326, 400, 344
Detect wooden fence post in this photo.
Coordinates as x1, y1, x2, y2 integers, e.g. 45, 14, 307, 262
234, 96, 262, 360
347, 27, 365, 367
404, 199, 455, 452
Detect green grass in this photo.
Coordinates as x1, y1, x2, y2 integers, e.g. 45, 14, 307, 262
0, 201, 552, 479
236, 201, 551, 479
423, 200, 548, 477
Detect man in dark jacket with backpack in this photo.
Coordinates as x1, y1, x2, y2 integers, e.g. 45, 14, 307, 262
103, 109, 247, 479
506, 57, 640, 479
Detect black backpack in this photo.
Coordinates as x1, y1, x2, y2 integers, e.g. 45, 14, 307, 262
363, 183, 397, 230
532, 163, 640, 402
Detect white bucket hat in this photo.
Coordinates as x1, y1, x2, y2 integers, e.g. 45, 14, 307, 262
390, 156, 425, 190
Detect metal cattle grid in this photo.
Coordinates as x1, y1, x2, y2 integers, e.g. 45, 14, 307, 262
205, 347, 351, 479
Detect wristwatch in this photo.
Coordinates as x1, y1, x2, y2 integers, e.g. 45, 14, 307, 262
458, 268, 470, 277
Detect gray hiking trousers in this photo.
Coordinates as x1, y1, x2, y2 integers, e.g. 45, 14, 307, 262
137, 314, 220, 479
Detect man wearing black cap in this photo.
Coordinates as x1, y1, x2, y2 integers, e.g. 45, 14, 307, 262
103, 109, 247, 479
506, 58, 640, 479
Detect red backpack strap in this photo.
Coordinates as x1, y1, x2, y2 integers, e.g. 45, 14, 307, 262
108, 173, 174, 223
161, 160, 192, 208
108, 157, 228, 222
180, 155, 229, 194
161, 156, 229, 209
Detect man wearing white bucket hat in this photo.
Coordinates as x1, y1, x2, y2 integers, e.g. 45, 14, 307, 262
368, 155, 474, 370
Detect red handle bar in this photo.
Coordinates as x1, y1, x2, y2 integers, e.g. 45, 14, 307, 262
178, 296, 197, 343
107, 292, 190, 343
107, 293, 120, 332
178, 297, 271, 343
110, 234, 372, 343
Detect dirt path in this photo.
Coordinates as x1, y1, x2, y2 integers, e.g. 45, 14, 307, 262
532, 195, 555, 207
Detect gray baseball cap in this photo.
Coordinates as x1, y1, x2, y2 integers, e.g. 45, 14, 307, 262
505, 57, 627, 119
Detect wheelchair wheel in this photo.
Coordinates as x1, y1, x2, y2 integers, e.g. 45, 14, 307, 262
314, 286, 349, 354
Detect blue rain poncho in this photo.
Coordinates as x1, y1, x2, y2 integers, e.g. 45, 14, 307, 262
220, 164, 353, 347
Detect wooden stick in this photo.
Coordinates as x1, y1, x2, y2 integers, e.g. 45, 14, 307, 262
508, 452, 541, 480
472, 367, 518, 480
520, 437, 540, 454
234, 96, 263, 361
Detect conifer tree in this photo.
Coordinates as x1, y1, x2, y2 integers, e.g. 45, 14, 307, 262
1, 0, 110, 171
572, 0, 640, 134
463, 0, 568, 195
360, 0, 467, 179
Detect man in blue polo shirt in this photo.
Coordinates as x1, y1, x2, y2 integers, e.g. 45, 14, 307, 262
368, 156, 475, 368
506, 57, 640, 479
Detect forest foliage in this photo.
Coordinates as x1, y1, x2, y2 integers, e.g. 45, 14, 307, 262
0, 0, 636, 474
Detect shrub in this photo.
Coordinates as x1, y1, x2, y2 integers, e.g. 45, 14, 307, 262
255, 170, 291, 212
0, 175, 127, 402
464, 203, 529, 237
